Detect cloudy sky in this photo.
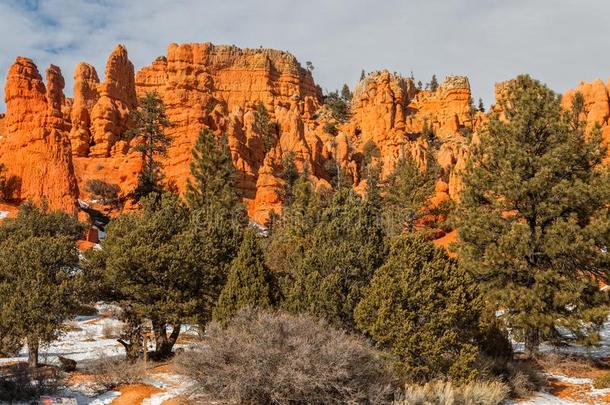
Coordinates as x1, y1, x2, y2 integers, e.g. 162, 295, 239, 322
0, 0, 609, 112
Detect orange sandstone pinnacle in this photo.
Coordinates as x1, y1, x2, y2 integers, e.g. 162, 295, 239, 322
0, 43, 608, 224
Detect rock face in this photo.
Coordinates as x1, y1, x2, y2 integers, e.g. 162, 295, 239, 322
348, 70, 477, 199
69, 62, 100, 157
89, 45, 137, 157
0, 44, 482, 222
562, 79, 610, 144
0, 58, 78, 214
134, 43, 323, 222
13, 42, 608, 224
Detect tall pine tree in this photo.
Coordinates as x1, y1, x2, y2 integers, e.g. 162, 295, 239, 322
213, 229, 274, 325
183, 127, 247, 325
455, 75, 610, 357
126, 92, 172, 199
185, 128, 242, 216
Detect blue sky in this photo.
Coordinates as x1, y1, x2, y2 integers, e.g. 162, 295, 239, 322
1, 0, 610, 112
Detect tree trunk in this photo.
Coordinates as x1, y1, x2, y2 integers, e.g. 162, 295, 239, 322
152, 318, 168, 353
27, 336, 39, 368
118, 322, 143, 362
155, 323, 181, 360
524, 327, 540, 359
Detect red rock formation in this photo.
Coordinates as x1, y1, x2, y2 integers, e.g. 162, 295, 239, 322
70, 62, 100, 156
89, 45, 136, 157
0, 58, 78, 214
13, 42, 606, 226
348, 70, 475, 200
134, 43, 323, 222
562, 79, 610, 144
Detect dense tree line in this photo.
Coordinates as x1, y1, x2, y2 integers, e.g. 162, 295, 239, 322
2, 78, 610, 397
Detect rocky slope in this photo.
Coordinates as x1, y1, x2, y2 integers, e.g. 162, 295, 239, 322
1, 43, 608, 223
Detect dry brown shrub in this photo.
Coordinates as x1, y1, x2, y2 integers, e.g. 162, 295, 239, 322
84, 355, 146, 390
175, 309, 396, 404
396, 380, 509, 405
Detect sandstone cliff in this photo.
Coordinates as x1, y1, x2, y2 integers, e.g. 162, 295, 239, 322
0, 58, 78, 214
5, 42, 606, 225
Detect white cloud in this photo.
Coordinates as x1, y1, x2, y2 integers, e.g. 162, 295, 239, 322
1, 0, 610, 112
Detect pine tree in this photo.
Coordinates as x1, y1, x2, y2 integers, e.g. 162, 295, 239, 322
360, 69, 366, 81
478, 97, 485, 112
126, 92, 172, 199
269, 185, 386, 330
429, 74, 439, 92
340, 84, 352, 102
383, 153, 438, 237
85, 192, 220, 359
324, 90, 350, 123
455, 75, 610, 358
253, 102, 276, 154
280, 152, 299, 205
183, 127, 247, 325
355, 233, 482, 382
0, 202, 84, 367
213, 230, 273, 325
185, 128, 243, 216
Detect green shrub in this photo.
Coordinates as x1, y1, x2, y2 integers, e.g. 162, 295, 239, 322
355, 233, 482, 382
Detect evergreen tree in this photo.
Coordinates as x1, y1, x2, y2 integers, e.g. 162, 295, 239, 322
478, 97, 485, 112
417, 80, 423, 90
85, 193, 219, 359
429, 74, 439, 92
184, 127, 247, 324
340, 84, 352, 102
126, 92, 172, 199
383, 153, 438, 237
360, 69, 366, 81
269, 185, 386, 330
324, 90, 350, 123
355, 233, 482, 382
185, 128, 242, 216
253, 101, 276, 154
455, 75, 610, 358
213, 230, 274, 325
0, 202, 84, 367
280, 152, 299, 205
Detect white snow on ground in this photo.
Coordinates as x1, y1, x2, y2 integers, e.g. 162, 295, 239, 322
547, 374, 593, 385
512, 318, 610, 358
510, 392, 584, 404
0, 303, 197, 404
142, 372, 197, 405
0, 315, 125, 367
0, 211, 8, 219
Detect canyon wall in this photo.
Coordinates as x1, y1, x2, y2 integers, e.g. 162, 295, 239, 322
2, 42, 608, 223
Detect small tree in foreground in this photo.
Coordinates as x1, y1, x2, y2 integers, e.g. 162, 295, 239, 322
213, 229, 274, 325
355, 233, 482, 382
85, 193, 216, 360
0, 202, 84, 368
176, 309, 395, 404
455, 75, 610, 358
